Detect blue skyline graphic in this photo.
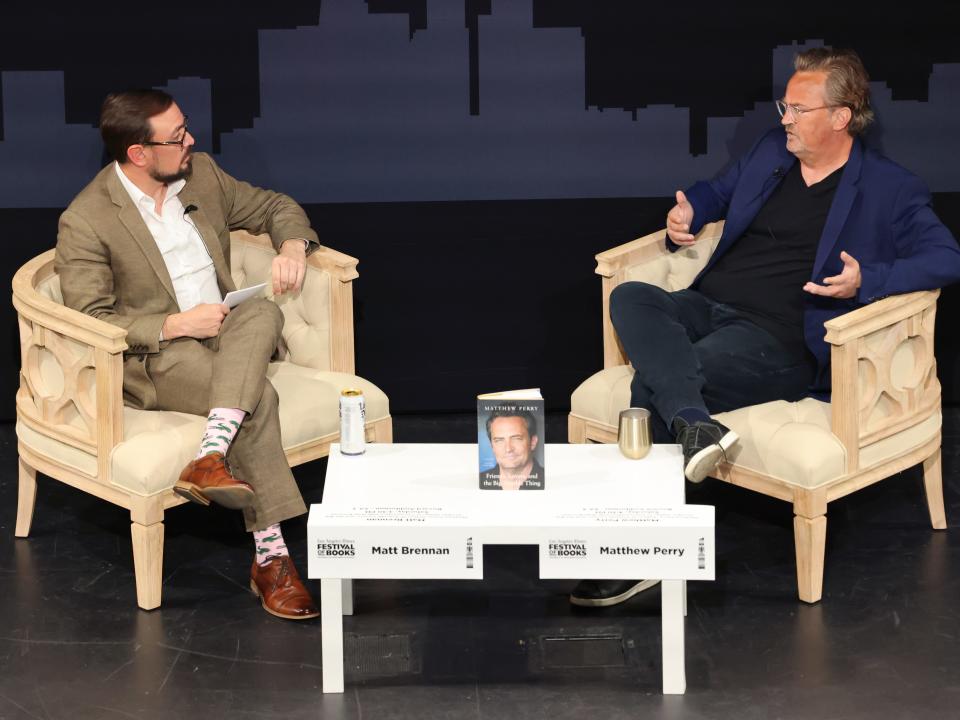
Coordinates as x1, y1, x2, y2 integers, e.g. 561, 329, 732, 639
1, 0, 959, 208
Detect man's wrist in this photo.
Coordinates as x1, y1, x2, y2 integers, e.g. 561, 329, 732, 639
161, 313, 179, 341
282, 238, 309, 254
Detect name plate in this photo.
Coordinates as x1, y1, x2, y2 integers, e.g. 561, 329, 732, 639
538, 506, 714, 580
308, 504, 483, 579
308, 502, 713, 581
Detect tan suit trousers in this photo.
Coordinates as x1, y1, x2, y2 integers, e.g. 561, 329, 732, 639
133, 298, 306, 531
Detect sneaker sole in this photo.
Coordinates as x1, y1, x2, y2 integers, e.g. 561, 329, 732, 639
250, 579, 320, 620
569, 579, 661, 607
684, 430, 739, 483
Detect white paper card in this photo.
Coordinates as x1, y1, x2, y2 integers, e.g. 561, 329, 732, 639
222, 282, 267, 308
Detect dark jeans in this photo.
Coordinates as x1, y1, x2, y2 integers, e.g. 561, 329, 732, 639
609, 282, 814, 443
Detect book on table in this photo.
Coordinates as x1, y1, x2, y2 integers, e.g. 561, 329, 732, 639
477, 388, 545, 491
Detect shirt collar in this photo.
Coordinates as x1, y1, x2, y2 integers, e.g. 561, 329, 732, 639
113, 162, 187, 211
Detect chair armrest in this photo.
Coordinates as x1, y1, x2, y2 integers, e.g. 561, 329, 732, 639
13, 250, 126, 477
13, 251, 127, 352
825, 289, 940, 473
823, 290, 938, 344
307, 245, 359, 283
595, 229, 674, 278
308, 247, 358, 374
595, 221, 724, 368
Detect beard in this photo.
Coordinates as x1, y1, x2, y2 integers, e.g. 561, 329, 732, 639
149, 153, 193, 184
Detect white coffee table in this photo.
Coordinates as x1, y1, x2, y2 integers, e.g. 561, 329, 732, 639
307, 443, 714, 695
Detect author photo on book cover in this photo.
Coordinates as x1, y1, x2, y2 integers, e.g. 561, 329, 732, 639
479, 406, 545, 490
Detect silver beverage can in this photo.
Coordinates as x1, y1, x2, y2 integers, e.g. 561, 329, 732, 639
339, 388, 366, 455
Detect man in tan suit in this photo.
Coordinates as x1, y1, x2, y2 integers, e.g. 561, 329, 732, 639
56, 89, 318, 620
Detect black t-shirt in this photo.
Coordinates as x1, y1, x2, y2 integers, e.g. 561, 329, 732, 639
696, 162, 844, 357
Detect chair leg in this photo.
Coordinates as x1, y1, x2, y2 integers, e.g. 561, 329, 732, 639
922, 448, 947, 530
568, 414, 587, 443
794, 514, 827, 603
15, 457, 38, 538
131, 521, 164, 610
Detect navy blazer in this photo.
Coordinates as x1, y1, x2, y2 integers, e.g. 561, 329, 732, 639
680, 127, 960, 398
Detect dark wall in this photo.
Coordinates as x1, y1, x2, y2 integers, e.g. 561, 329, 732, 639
2, 1, 959, 418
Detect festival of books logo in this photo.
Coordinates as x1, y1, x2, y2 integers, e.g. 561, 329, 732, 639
548, 540, 587, 558
316, 539, 357, 558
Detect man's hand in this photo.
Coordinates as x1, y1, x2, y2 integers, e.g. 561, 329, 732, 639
272, 239, 307, 296
666, 190, 696, 245
163, 303, 229, 340
803, 251, 862, 299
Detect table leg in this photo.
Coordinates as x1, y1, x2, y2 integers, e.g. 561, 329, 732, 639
661, 579, 686, 695
321, 578, 345, 693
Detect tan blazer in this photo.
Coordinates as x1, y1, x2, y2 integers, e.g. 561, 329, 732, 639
55, 153, 319, 407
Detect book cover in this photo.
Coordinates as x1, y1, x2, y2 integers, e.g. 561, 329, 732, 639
477, 389, 545, 490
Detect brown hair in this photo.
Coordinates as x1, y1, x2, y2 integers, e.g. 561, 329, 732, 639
485, 406, 538, 441
794, 48, 874, 136
99, 89, 174, 163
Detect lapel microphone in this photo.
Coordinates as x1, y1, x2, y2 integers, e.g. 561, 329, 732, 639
182, 203, 214, 260
742, 166, 787, 209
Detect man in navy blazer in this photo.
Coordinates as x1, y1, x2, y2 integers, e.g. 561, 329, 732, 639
570, 47, 960, 609
680, 112, 960, 400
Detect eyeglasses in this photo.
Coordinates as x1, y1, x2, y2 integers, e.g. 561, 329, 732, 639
775, 100, 837, 122
142, 116, 190, 148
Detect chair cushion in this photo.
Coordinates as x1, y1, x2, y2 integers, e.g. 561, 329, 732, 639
230, 237, 332, 370
265, 364, 390, 448
570, 366, 940, 489
17, 361, 390, 497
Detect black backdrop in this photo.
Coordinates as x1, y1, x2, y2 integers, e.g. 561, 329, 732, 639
2, 2, 959, 418
4, 196, 960, 418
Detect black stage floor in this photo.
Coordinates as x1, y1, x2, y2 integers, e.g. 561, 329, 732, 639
1, 411, 958, 720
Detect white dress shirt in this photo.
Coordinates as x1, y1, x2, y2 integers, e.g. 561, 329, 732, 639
114, 162, 222, 311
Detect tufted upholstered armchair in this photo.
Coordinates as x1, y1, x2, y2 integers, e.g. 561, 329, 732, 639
569, 221, 946, 603
13, 230, 392, 610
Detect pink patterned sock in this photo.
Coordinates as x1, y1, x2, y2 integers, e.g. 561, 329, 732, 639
196, 407, 246, 459
253, 523, 289, 565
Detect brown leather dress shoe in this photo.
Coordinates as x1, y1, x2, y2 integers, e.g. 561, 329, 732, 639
250, 556, 320, 620
174, 452, 256, 509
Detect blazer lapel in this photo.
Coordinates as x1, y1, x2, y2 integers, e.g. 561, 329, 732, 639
177, 187, 236, 294
108, 171, 179, 306
811, 139, 863, 280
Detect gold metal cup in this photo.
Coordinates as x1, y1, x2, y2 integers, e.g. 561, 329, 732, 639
618, 408, 652, 459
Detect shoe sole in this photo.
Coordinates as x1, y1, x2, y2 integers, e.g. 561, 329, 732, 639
250, 579, 320, 620
173, 480, 256, 510
172, 482, 211, 506
684, 430, 739, 484
569, 579, 661, 607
